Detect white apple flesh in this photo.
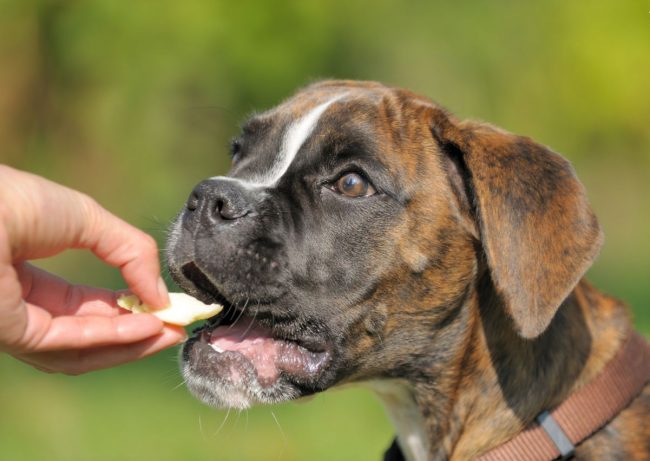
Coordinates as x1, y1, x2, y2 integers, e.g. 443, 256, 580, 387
117, 293, 223, 326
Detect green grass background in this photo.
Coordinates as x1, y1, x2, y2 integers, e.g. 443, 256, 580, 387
0, 1, 648, 460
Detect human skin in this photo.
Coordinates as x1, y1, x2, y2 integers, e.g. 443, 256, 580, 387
0, 165, 186, 374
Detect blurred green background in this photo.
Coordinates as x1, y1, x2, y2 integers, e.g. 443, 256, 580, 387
1, 1, 648, 460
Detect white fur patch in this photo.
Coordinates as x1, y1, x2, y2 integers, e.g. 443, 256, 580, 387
261, 96, 341, 186
366, 380, 429, 461
212, 94, 344, 189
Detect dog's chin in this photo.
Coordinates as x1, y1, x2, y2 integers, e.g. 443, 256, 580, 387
180, 311, 332, 410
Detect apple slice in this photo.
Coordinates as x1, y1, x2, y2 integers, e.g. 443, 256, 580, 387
117, 293, 223, 326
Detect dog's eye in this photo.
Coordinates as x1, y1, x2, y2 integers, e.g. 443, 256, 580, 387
333, 172, 376, 198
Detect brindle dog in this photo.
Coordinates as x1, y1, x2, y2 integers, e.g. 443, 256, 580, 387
166, 80, 650, 460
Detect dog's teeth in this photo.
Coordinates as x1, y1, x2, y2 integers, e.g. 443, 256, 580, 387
210, 344, 224, 353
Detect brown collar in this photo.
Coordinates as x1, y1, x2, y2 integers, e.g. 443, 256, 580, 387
478, 332, 650, 461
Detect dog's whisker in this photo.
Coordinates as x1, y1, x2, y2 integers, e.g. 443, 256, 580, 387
222, 294, 243, 321
171, 379, 188, 391
239, 305, 260, 339
212, 408, 232, 438
270, 410, 289, 453
233, 408, 243, 430
229, 296, 251, 329
223, 303, 235, 319
198, 414, 207, 441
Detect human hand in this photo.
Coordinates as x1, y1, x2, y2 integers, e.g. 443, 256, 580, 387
0, 165, 186, 374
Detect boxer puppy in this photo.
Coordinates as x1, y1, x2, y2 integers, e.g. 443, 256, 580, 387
166, 80, 649, 460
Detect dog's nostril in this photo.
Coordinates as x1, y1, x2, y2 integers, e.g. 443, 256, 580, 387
187, 192, 200, 212
186, 178, 252, 222
215, 199, 224, 216
218, 199, 249, 220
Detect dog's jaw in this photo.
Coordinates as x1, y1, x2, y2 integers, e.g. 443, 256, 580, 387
179, 312, 333, 409
180, 339, 305, 410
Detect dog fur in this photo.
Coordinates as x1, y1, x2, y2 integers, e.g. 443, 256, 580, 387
167, 81, 649, 460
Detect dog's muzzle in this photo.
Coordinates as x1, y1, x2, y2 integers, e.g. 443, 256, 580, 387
167, 175, 335, 409
185, 177, 254, 227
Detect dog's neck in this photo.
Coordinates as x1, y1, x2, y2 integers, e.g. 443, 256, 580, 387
372, 278, 631, 461
368, 380, 430, 461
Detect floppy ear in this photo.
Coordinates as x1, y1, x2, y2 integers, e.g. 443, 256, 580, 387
429, 108, 604, 338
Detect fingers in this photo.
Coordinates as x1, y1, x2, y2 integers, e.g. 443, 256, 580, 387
16, 263, 123, 317
14, 326, 186, 375
76, 197, 170, 308
3, 261, 180, 358
0, 166, 92, 260
0, 167, 177, 374
0, 166, 169, 308
20, 302, 175, 351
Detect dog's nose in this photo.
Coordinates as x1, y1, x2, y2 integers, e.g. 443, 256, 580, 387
186, 178, 251, 222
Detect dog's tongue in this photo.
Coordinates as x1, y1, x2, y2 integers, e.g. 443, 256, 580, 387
208, 322, 328, 387
209, 323, 280, 384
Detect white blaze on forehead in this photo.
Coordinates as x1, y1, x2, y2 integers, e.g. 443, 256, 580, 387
259, 94, 344, 187
210, 94, 345, 189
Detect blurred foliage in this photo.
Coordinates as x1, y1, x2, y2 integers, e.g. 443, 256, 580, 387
0, 350, 393, 461
0, 0, 648, 460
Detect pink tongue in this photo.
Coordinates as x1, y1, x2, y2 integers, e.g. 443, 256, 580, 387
209, 323, 280, 384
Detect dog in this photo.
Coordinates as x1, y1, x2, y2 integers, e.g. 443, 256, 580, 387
166, 80, 650, 460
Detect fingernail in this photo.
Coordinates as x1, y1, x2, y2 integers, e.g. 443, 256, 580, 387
167, 328, 188, 345
157, 277, 170, 307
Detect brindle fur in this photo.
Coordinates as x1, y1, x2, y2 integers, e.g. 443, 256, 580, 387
303, 81, 648, 460
172, 80, 650, 460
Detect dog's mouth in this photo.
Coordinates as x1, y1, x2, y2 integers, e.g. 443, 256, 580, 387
192, 311, 330, 388
179, 262, 331, 397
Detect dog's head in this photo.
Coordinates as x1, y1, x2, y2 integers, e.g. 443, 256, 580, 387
166, 80, 602, 409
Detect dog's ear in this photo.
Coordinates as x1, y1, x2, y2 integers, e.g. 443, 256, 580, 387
429, 107, 603, 338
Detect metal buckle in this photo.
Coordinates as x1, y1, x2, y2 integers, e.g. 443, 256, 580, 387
536, 411, 576, 460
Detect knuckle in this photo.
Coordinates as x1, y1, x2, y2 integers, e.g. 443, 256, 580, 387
128, 234, 158, 263
142, 235, 159, 255
80, 192, 99, 210
77, 194, 104, 246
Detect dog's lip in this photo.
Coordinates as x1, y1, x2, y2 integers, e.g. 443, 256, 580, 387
179, 261, 226, 305
191, 314, 331, 387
